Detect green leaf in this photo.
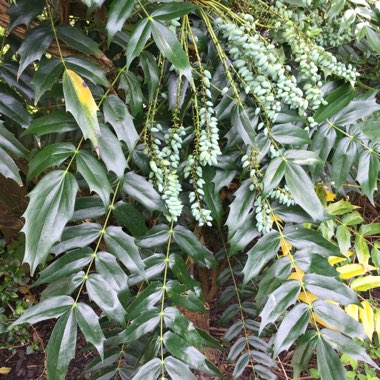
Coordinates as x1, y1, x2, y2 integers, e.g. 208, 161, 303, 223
86, 273, 126, 324
284, 150, 322, 166
140, 52, 160, 102
123, 172, 166, 212
329, 0, 345, 15
132, 358, 161, 380
113, 201, 148, 236
291, 332, 318, 379
285, 162, 325, 221
272, 124, 311, 145
119, 72, 144, 116
164, 331, 222, 377
174, 225, 216, 268
95, 251, 129, 292
316, 337, 346, 380
341, 211, 363, 226
313, 84, 354, 123
7, 0, 45, 32
33, 247, 93, 286
273, 303, 310, 357
256, 256, 292, 309
129, 254, 164, 287
31, 58, 63, 105
47, 310, 77, 380
359, 223, 380, 237
356, 150, 379, 204
332, 91, 380, 126
332, 137, 358, 186
126, 19, 152, 69
125, 282, 162, 320
326, 199, 358, 215
262, 158, 286, 195
0, 61, 34, 100
27, 142, 76, 181
65, 56, 109, 87
231, 105, 256, 146
12, 296, 74, 326
151, 2, 198, 20
72, 196, 105, 221
321, 329, 379, 369
136, 225, 170, 248
166, 280, 204, 313
294, 251, 338, 277
57, 26, 102, 57
40, 272, 84, 300
362, 120, 380, 139
106, 0, 136, 44
313, 300, 367, 339
163, 306, 205, 347
120, 309, 160, 344
242, 231, 281, 284
365, 26, 380, 54
22, 112, 77, 137
169, 253, 199, 290
355, 235, 370, 266
22, 171, 79, 275
98, 124, 128, 179
63, 69, 101, 150
75, 303, 105, 359
76, 150, 112, 206
0, 91, 32, 128
259, 281, 301, 334
104, 226, 145, 278
17, 25, 53, 77
284, 225, 340, 257
0, 147, 22, 185
103, 94, 139, 153
165, 356, 197, 380
232, 352, 249, 380
50, 223, 101, 255
150, 19, 192, 81
226, 179, 256, 238
303, 273, 359, 306
336, 224, 351, 254
0, 122, 30, 159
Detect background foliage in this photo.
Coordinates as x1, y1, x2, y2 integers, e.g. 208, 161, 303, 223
0, 0, 380, 379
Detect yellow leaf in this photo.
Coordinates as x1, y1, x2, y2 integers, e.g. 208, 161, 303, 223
328, 256, 348, 265
0, 368, 11, 375
288, 271, 303, 281
375, 309, 380, 338
63, 69, 100, 151
325, 189, 336, 202
350, 276, 380, 291
281, 239, 292, 255
337, 263, 367, 279
65, 70, 98, 111
359, 301, 374, 340
299, 291, 318, 304
271, 214, 283, 223
345, 304, 359, 321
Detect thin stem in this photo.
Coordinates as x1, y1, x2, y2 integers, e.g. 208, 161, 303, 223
327, 121, 380, 160
45, 0, 66, 67
159, 223, 174, 379
200, 9, 242, 107
220, 231, 257, 376
73, 181, 121, 305
272, 217, 321, 333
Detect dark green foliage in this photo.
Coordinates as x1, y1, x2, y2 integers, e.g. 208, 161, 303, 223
0, 0, 379, 379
